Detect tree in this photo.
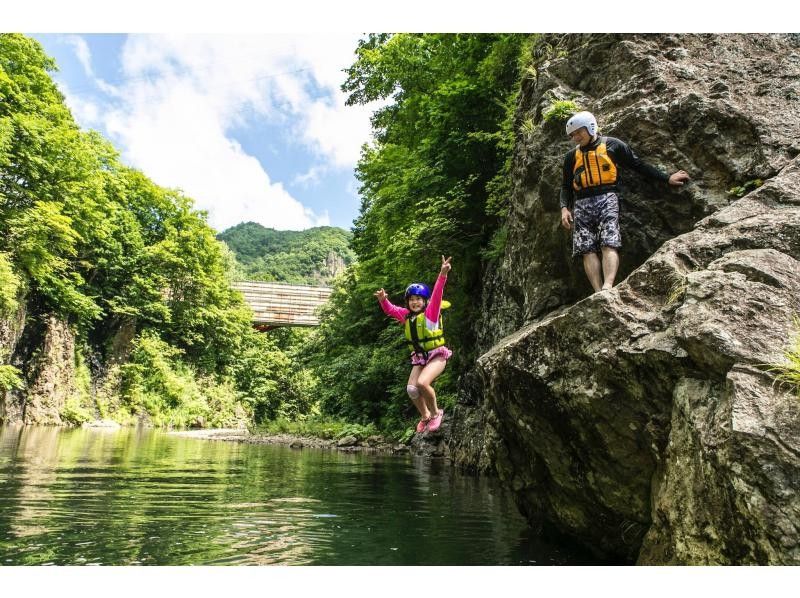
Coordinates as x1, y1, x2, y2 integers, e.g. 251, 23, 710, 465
307, 34, 532, 427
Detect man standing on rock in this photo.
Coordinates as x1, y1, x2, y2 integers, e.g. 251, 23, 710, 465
559, 111, 690, 291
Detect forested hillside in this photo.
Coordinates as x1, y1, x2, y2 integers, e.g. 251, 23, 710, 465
218, 223, 354, 285
0, 34, 313, 427
1, 33, 533, 438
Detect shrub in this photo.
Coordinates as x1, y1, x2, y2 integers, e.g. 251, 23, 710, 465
542, 100, 580, 124
0, 364, 23, 392
255, 415, 381, 441
60, 397, 92, 425
119, 330, 242, 427
728, 179, 764, 198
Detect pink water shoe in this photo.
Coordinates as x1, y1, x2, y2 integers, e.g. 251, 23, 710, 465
416, 418, 429, 433
427, 409, 444, 432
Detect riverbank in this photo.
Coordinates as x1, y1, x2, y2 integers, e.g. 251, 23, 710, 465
167, 427, 412, 454
167, 424, 452, 458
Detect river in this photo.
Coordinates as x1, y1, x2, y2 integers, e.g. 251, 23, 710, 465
0, 425, 594, 565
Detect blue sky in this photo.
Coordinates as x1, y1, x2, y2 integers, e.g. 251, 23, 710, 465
17, 5, 781, 235
30, 33, 381, 233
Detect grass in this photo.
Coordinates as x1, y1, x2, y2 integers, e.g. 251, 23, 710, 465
769, 318, 800, 398
520, 117, 535, 138
665, 274, 688, 307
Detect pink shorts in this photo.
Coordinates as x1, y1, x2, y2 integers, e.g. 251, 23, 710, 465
410, 346, 453, 366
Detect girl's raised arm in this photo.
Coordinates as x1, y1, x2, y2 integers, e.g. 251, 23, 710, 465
425, 256, 451, 324
375, 288, 408, 323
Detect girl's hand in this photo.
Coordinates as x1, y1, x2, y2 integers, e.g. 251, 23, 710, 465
374, 288, 388, 302
440, 255, 452, 276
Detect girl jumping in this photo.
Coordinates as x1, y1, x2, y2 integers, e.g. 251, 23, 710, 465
374, 256, 452, 433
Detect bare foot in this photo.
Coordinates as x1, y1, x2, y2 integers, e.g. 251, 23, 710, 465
601, 283, 613, 291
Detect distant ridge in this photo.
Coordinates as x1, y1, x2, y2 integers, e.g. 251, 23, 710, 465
217, 222, 355, 285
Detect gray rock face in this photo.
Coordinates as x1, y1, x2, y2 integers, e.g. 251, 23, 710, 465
449, 34, 800, 564
20, 315, 77, 425
0, 295, 26, 362
0, 295, 27, 424
1, 311, 79, 425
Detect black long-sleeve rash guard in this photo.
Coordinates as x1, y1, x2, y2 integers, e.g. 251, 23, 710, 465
559, 135, 670, 209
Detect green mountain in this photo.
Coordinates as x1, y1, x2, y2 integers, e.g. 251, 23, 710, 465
217, 222, 355, 285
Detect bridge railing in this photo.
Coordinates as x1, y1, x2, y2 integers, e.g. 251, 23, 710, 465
232, 281, 333, 327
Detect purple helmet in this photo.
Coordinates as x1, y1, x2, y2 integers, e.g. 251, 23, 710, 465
404, 283, 431, 300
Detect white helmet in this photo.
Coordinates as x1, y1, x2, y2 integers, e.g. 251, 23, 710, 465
565, 111, 597, 137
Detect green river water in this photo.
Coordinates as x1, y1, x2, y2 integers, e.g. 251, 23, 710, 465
0, 425, 594, 565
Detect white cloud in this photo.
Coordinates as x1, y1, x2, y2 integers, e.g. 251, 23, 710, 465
57, 80, 102, 128
62, 33, 382, 231
303, 97, 372, 167
116, 33, 380, 168
292, 165, 327, 188
63, 35, 94, 78
105, 80, 329, 231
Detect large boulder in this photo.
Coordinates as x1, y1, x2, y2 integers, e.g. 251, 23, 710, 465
449, 33, 800, 564
477, 154, 800, 564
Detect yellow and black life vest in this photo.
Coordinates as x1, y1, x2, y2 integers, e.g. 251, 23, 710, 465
404, 301, 450, 355
572, 137, 618, 194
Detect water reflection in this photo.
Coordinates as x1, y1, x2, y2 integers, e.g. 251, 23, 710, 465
0, 425, 594, 565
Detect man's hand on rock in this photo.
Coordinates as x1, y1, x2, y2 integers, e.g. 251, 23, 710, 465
561, 207, 573, 230
669, 170, 691, 186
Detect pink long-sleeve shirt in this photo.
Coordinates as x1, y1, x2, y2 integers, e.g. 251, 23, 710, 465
379, 274, 447, 331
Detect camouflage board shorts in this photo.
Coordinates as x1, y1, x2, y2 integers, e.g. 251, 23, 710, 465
572, 192, 622, 256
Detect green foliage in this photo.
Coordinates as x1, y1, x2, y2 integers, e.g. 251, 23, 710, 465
60, 397, 93, 425
770, 318, 800, 398
520, 117, 535, 137
1, 34, 269, 427
0, 252, 20, 316
0, 364, 23, 392
396, 428, 414, 444
228, 329, 317, 423
118, 331, 246, 428
218, 223, 355, 285
8, 200, 102, 322
482, 225, 509, 262
60, 349, 94, 425
665, 274, 688, 307
528, 36, 570, 79
542, 100, 580, 124
728, 179, 764, 198
303, 34, 532, 430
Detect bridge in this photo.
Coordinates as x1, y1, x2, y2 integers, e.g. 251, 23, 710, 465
232, 281, 333, 330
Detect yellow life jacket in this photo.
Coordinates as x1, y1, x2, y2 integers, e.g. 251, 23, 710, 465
572, 137, 618, 193
404, 300, 450, 355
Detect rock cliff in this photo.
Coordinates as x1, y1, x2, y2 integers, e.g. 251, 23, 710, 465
1, 307, 77, 425
450, 33, 800, 564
